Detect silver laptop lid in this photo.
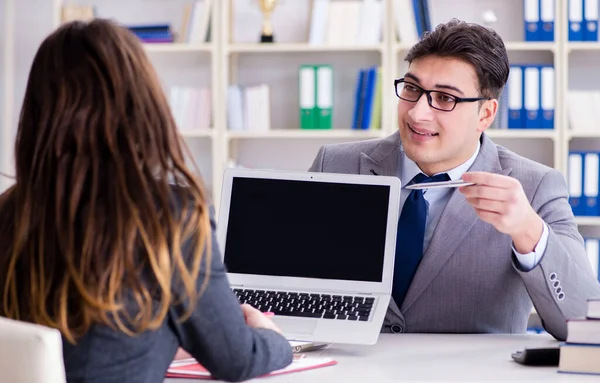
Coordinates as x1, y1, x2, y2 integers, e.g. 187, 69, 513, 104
217, 169, 401, 295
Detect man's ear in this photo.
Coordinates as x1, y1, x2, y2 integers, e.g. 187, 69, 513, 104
476, 99, 498, 133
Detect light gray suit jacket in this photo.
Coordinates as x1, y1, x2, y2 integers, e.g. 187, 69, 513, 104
309, 132, 600, 340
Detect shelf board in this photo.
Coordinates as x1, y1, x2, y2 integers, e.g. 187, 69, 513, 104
575, 216, 600, 226
395, 42, 556, 52
395, 42, 413, 51
566, 131, 600, 139
227, 130, 384, 140
179, 129, 214, 138
486, 129, 557, 139
567, 42, 600, 52
503, 42, 557, 51
143, 43, 213, 53
227, 43, 384, 53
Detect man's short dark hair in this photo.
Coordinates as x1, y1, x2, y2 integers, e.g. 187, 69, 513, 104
405, 19, 509, 100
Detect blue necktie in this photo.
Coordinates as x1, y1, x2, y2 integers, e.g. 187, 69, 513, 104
392, 172, 450, 306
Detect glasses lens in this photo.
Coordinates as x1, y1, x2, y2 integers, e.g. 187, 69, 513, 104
397, 81, 421, 101
429, 91, 457, 111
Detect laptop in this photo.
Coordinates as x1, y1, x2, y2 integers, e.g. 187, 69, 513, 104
217, 168, 401, 345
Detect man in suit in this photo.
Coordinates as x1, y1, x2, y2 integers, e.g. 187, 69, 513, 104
308, 19, 600, 341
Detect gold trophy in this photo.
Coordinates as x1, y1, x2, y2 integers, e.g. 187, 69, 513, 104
258, 0, 278, 43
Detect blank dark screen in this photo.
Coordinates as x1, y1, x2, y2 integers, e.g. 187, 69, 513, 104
223, 177, 391, 282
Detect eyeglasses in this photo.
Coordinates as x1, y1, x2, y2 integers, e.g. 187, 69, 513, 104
394, 78, 491, 112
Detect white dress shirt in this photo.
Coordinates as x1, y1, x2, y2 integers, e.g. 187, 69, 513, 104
397, 141, 548, 271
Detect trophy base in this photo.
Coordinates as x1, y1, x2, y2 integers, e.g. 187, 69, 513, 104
260, 34, 274, 43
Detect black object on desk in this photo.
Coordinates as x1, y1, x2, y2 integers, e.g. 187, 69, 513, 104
290, 342, 329, 353
511, 347, 560, 366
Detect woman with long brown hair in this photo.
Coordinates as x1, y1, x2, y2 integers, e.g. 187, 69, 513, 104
0, 18, 292, 382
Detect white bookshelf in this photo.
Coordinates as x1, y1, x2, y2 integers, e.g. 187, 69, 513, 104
47, 0, 223, 205
179, 129, 215, 138
485, 129, 558, 139
227, 43, 385, 53
226, 129, 385, 140
143, 43, 213, 53
0, 0, 591, 228
565, 42, 600, 52
566, 131, 600, 139
576, 217, 600, 227
0, 0, 15, 192
560, 0, 600, 211
217, 0, 395, 209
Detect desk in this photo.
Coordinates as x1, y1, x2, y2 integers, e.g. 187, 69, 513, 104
164, 333, 598, 382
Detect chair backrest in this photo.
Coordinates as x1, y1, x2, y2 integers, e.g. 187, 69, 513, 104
0, 316, 66, 383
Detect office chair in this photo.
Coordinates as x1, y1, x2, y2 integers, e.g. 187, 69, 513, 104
0, 316, 66, 383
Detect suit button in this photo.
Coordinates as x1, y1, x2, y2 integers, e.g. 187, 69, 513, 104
549, 272, 557, 281
391, 325, 403, 333
557, 292, 565, 301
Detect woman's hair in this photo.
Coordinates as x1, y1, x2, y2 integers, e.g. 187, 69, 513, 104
0, 18, 211, 343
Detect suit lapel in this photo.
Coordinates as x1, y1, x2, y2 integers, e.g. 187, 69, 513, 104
401, 133, 512, 313
359, 132, 401, 176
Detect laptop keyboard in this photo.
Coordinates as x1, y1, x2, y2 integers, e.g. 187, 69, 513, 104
232, 289, 374, 321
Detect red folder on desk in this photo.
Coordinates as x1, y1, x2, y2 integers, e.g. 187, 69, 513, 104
166, 357, 337, 379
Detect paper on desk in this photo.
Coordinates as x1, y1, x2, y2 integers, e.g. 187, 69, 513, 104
169, 358, 197, 368
172, 341, 329, 368
166, 356, 337, 379
170, 342, 328, 369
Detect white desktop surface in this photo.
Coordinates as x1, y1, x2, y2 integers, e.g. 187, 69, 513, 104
164, 333, 597, 382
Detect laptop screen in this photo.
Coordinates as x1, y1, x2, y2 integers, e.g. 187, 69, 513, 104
222, 176, 391, 283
